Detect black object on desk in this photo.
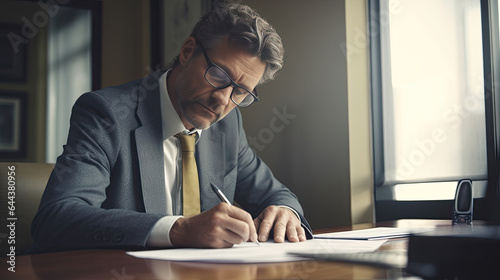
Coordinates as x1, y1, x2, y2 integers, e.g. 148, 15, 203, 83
406, 226, 500, 279
453, 179, 473, 226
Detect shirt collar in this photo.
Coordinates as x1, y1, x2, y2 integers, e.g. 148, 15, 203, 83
159, 70, 202, 140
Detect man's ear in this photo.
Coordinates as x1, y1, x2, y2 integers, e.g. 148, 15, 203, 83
179, 37, 197, 65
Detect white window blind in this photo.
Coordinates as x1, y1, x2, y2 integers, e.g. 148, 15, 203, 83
380, 0, 487, 187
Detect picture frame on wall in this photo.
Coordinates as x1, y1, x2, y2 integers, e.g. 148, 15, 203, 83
0, 91, 27, 159
0, 23, 27, 83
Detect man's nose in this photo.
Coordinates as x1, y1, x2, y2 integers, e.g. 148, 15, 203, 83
212, 87, 233, 106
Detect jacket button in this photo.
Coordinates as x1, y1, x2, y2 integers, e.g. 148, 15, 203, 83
94, 230, 103, 242
114, 231, 124, 243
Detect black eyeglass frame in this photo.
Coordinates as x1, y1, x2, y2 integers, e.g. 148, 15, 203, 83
197, 41, 259, 108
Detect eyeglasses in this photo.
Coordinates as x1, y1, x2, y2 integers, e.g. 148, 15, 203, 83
197, 41, 259, 108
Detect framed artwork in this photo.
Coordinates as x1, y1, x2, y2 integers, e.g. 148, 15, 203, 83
0, 91, 27, 159
0, 23, 27, 83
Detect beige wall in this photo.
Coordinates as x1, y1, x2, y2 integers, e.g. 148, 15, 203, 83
102, 0, 151, 87
346, 0, 375, 224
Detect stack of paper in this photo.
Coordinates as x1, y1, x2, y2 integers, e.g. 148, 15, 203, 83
127, 238, 387, 263
314, 227, 432, 240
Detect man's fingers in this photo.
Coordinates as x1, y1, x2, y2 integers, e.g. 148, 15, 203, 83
272, 208, 296, 242
272, 219, 287, 243
297, 225, 307, 241
286, 224, 306, 243
221, 225, 250, 245
223, 215, 253, 243
254, 216, 261, 230
256, 207, 278, 242
285, 223, 299, 242
222, 203, 258, 242
258, 218, 274, 242
255, 206, 306, 243
203, 224, 241, 248
171, 203, 259, 248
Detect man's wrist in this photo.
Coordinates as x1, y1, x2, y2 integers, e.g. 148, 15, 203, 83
169, 217, 188, 247
146, 216, 183, 248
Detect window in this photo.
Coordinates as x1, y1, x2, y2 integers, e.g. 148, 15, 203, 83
46, 7, 92, 162
370, 0, 493, 213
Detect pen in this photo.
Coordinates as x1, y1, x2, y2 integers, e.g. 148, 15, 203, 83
210, 183, 260, 247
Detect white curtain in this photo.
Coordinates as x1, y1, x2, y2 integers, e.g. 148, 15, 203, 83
46, 7, 91, 163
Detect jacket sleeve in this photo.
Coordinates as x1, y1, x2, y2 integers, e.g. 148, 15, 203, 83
31, 92, 163, 253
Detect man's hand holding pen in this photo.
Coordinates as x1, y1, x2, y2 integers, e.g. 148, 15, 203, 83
169, 183, 306, 248
170, 202, 258, 248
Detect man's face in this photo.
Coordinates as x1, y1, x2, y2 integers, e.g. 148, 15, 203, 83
172, 37, 266, 130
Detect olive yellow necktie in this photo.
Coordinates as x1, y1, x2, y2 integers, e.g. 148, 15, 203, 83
176, 133, 201, 216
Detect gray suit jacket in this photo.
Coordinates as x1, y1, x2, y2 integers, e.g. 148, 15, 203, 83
31, 71, 312, 253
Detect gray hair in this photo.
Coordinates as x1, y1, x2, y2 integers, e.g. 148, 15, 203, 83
171, 2, 284, 85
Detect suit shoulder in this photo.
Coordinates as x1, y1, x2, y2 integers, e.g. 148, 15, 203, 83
78, 70, 165, 104
79, 79, 142, 102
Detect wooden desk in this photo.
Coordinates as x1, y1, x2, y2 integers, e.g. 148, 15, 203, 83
1, 220, 451, 280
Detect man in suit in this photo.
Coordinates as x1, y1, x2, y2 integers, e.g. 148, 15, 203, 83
31, 3, 312, 253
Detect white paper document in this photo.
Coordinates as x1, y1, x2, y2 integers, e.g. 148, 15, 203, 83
314, 227, 432, 240
126, 239, 386, 263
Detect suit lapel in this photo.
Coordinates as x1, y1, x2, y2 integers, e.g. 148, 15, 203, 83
135, 72, 167, 215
